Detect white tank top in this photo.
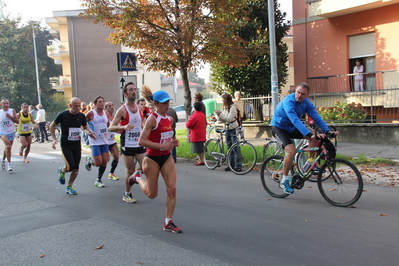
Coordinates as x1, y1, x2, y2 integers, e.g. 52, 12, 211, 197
107, 117, 117, 145
122, 103, 143, 148
88, 110, 108, 146
0, 109, 16, 134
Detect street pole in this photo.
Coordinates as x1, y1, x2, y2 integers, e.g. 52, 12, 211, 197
268, 0, 278, 114
32, 25, 41, 105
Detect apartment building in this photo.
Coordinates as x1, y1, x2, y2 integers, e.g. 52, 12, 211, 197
45, 10, 160, 105
292, 0, 399, 121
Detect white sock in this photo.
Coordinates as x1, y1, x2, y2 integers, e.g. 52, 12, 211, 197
282, 175, 291, 182
165, 218, 172, 224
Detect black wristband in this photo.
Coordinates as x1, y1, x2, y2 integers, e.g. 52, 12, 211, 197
306, 133, 312, 138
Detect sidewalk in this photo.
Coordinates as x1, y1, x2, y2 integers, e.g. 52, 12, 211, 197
246, 138, 399, 161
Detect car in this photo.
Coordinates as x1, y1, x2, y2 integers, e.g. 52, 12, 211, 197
173, 105, 193, 121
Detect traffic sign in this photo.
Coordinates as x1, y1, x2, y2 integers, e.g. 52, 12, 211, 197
118, 75, 137, 103
117, 52, 137, 71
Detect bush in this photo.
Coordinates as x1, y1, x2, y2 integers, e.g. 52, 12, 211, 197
318, 101, 367, 123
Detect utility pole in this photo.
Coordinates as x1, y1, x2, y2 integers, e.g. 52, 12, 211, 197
32, 24, 41, 105
268, 0, 278, 114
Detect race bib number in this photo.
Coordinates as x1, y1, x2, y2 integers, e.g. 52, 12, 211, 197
22, 123, 31, 132
108, 131, 115, 142
68, 127, 81, 141
96, 125, 108, 138
127, 128, 140, 143
2, 120, 11, 128
160, 130, 173, 150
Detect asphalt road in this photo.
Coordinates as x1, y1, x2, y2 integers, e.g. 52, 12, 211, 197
1, 141, 398, 265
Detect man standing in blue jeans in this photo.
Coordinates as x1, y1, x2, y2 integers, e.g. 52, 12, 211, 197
36, 104, 48, 143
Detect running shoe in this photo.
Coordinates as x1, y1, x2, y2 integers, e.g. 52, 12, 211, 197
58, 167, 65, 185
7, 163, 12, 172
1, 160, 5, 170
280, 180, 294, 195
108, 173, 119, 181
23, 159, 30, 163
65, 186, 77, 195
128, 170, 141, 186
94, 180, 105, 187
85, 156, 92, 171
163, 220, 182, 234
19, 148, 23, 157
122, 193, 137, 203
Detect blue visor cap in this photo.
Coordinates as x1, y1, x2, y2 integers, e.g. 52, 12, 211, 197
153, 90, 172, 103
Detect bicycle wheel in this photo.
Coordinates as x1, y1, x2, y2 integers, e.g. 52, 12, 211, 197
54, 127, 61, 140
317, 158, 363, 207
260, 155, 289, 198
32, 129, 39, 143
262, 140, 284, 161
227, 141, 257, 175
203, 139, 223, 170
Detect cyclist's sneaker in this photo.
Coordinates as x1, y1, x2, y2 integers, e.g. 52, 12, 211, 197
108, 173, 119, 181
122, 193, 137, 203
163, 220, 182, 234
312, 166, 326, 174
128, 170, 141, 186
94, 180, 105, 187
23, 159, 30, 163
58, 167, 65, 185
85, 156, 92, 171
65, 186, 78, 195
19, 148, 23, 157
1, 160, 6, 170
7, 163, 12, 172
280, 180, 294, 194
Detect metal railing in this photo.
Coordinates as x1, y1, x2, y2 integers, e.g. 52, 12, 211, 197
239, 69, 399, 123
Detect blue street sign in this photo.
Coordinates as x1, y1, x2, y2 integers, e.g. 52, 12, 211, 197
117, 52, 137, 71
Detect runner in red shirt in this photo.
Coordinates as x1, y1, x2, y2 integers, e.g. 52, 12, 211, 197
129, 86, 181, 233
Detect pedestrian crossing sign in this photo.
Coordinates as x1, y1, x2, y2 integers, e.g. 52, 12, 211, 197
117, 52, 137, 71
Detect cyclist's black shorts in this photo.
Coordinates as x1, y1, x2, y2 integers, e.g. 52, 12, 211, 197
272, 126, 304, 149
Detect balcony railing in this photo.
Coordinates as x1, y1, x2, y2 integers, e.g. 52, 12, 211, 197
47, 41, 69, 57
50, 75, 71, 89
307, 70, 399, 122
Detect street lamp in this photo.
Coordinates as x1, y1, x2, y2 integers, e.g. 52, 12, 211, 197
32, 24, 41, 105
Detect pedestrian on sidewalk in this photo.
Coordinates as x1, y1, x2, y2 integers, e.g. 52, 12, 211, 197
50, 97, 95, 195
36, 104, 48, 143
186, 101, 206, 166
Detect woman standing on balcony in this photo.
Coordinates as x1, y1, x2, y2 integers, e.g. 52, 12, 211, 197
354, 59, 364, 91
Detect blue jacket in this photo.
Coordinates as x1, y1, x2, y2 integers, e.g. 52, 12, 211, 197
271, 93, 329, 136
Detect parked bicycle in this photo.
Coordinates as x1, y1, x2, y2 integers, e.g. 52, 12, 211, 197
203, 123, 257, 175
206, 113, 219, 139
260, 133, 363, 207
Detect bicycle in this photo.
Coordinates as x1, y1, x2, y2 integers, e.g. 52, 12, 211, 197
206, 114, 219, 139
203, 123, 257, 175
260, 134, 363, 207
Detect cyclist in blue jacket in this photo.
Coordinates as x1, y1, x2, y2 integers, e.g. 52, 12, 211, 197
271, 82, 336, 194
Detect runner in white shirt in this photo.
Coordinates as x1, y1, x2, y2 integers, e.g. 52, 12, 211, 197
105, 101, 120, 181
0, 99, 19, 171
108, 82, 145, 203
85, 96, 110, 188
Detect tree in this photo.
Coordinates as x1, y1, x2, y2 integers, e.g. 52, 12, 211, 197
82, 0, 256, 119
211, 0, 290, 119
0, 16, 62, 110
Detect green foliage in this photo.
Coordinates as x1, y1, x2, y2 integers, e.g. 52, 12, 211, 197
0, 17, 62, 110
46, 93, 68, 112
318, 101, 368, 123
211, 0, 290, 97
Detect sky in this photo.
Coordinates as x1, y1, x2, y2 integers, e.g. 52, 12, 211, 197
3, 0, 292, 81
